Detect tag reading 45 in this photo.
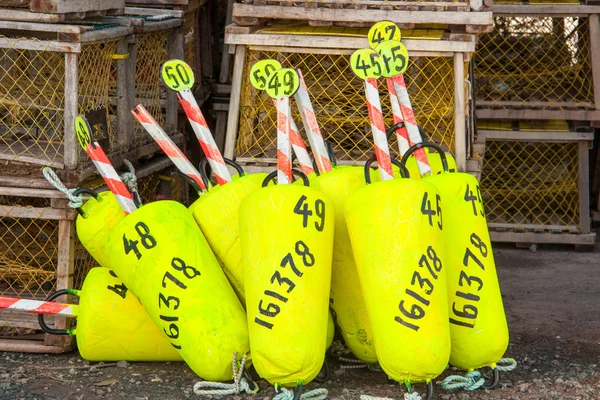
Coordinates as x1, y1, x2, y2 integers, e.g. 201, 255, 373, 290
266, 68, 300, 98
368, 21, 401, 49
161, 59, 195, 91
250, 59, 282, 91
350, 48, 384, 80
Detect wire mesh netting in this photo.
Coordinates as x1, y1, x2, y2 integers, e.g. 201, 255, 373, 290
0, 38, 119, 169
134, 31, 169, 145
0, 197, 96, 332
237, 48, 457, 163
474, 16, 594, 109
480, 140, 581, 230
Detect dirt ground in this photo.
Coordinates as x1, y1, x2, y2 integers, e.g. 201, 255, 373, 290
0, 242, 599, 400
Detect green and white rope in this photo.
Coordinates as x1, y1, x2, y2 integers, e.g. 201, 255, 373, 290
360, 392, 422, 400
273, 387, 328, 400
120, 160, 140, 205
497, 358, 517, 372
440, 371, 485, 391
193, 352, 257, 396
42, 167, 83, 208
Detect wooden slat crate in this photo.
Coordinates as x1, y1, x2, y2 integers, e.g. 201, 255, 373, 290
231, 0, 493, 33
0, 0, 125, 21
224, 24, 475, 172
477, 125, 596, 246
0, 156, 188, 353
474, 12, 600, 121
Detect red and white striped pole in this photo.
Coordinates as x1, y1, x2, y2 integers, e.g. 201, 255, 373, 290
84, 143, 137, 215
386, 78, 410, 156
132, 105, 207, 192
0, 296, 77, 317
276, 96, 293, 184
294, 70, 333, 174
178, 91, 232, 186
365, 78, 394, 181
390, 74, 431, 176
272, 99, 314, 176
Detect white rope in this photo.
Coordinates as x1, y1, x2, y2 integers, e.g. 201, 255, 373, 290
193, 352, 256, 397
497, 358, 517, 372
360, 393, 421, 400
120, 160, 140, 205
41, 167, 83, 208
273, 387, 328, 400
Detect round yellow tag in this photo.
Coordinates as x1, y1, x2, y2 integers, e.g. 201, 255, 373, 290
250, 59, 282, 91
375, 40, 409, 77
75, 115, 92, 150
368, 21, 401, 50
265, 68, 300, 98
350, 49, 384, 80
161, 59, 195, 91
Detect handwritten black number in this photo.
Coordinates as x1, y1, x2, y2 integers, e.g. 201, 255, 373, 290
107, 283, 128, 299
158, 293, 180, 310
293, 195, 312, 228
280, 253, 303, 277
171, 257, 200, 279
314, 199, 325, 231
162, 271, 187, 290
458, 271, 483, 291
295, 241, 315, 267
163, 323, 179, 339
270, 271, 296, 293
135, 222, 156, 249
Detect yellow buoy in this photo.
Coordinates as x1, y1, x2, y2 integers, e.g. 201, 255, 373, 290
239, 172, 334, 387
345, 158, 450, 390
401, 143, 509, 372
76, 190, 126, 268
188, 160, 267, 302
40, 267, 182, 362
105, 200, 249, 381
311, 166, 377, 363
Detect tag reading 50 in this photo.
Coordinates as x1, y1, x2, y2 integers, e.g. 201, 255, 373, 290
250, 59, 282, 91
368, 21, 401, 49
75, 115, 92, 150
350, 48, 383, 80
161, 59, 195, 91
266, 68, 300, 98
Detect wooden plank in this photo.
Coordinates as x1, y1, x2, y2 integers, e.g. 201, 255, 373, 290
138, 17, 183, 33
454, 52, 466, 172
478, 130, 594, 142
0, 36, 79, 52
232, 4, 493, 26
0, 176, 53, 189
476, 108, 600, 121
590, 15, 600, 112
475, 100, 596, 109
78, 26, 132, 43
578, 140, 591, 234
0, 8, 65, 22
219, 0, 235, 83
488, 222, 578, 233
0, 339, 66, 353
116, 38, 133, 151
0, 187, 67, 198
224, 45, 246, 159
0, 205, 76, 220
0, 20, 86, 33
125, 0, 188, 5
30, 0, 125, 14
123, 6, 183, 17
492, 5, 600, 15
489, 231, 596, 245
63, 52, 78, 169
165, 27, 184, 132
225, 30, 477, 53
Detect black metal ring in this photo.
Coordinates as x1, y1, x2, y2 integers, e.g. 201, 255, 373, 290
400, 142, 449, 173
312, 158, 320, 177
200, 157, 246, 186
364, 154, 410, 184
481, 367, 500, 390
176, 171, 204, 194
292, 382, 303, 400
325, 140, 337, 168
426, 381, 433, 400
38, 289, 76, 336
314, 360, 331, 383
243, 369, 259, 393
386, 121, 406, 140
261, 168, 310, 187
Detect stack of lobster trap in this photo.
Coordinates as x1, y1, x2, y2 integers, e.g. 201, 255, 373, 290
0, 0, 193, 352
222, 0, 494, 175
473, 1, 599, 246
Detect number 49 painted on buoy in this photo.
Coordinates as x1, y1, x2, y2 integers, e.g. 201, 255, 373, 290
293, 196, 326, 232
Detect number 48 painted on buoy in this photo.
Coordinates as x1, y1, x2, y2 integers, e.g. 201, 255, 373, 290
293, 196, 326, 232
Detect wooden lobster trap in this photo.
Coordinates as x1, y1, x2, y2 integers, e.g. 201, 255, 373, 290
0, 156, 188, 353
232, 0, 493, 34
477, 120, 596, 247
224, 24, 475, 173
0, 0, 124, 21
474, 11, 600, 122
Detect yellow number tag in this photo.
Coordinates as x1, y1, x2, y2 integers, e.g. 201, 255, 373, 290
350, 48, 384, 80
266, 68, 300, 98
161, 59, 195, 91
250, 59, 282, 91
75, 115, 92, 150
368, 21, 401, 50
375, 40, 409, 77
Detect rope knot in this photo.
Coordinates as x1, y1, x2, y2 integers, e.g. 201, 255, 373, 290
42, 167, 83, 208
120, 160, 140, 203
192, 352, 256, 397
274, 387, 328, 400
496, 358, 517, 372
441, 371, 485, 391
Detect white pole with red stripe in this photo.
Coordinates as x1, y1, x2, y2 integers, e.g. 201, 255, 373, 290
0, 296, 78, 317
294, 70, 332, 174
177, 90, 232, 185
276, 96, 293, 184
386, 77, 410, 156
365, 77, 394, 181
391, 74, 431, 176
132, 105, 207, 192
272, 99, 314, 176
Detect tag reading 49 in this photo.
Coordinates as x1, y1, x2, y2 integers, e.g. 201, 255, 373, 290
350, 48, 384, 80
266, 68, 300, 98
161, 59, 195, 91
250, 59, 282, 91
368, 21, 401, 49
75, 115, 92, 150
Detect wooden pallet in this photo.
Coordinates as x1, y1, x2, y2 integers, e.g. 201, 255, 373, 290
232, 0, 492, 32
0, 0, 125, 19
125, 0, 209, 12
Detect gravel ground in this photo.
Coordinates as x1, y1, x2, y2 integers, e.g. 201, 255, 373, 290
0, 243, 599, 400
